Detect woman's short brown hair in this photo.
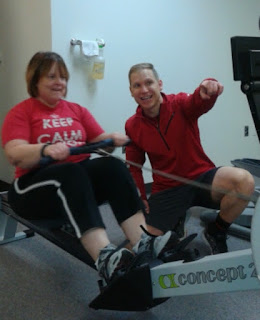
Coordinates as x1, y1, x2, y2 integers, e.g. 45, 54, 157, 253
26, 51, 69, 97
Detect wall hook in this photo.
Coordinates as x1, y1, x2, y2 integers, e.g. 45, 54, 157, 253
70, 38, 105, 47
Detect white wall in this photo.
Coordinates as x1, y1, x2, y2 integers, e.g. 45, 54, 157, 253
1, 0, 260, 183
0, 0, 52, 182
51, 0, 260, 183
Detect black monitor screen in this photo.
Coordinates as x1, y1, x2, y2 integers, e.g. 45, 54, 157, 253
231, 36, 260, 81
231, 36, 260, 142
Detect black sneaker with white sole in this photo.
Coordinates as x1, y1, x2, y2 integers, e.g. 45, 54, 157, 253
202, 229, 228, 254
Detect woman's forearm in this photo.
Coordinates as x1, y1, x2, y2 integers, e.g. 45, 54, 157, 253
4, 140, 44, 169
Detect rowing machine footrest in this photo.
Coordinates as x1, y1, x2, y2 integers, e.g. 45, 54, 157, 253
89, 263, 168, 311
160, 233, 199, 263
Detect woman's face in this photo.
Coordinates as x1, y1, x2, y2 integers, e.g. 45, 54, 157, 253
36, 62, 67, 107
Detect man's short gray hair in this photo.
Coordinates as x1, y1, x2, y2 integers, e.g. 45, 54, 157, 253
128, 63, 159, 83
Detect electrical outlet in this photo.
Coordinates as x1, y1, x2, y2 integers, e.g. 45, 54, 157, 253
244, 125, 249, 136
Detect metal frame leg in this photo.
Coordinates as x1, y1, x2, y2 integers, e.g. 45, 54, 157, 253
0, 198, 34, 245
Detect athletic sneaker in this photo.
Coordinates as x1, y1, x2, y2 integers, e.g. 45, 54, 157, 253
132, 230, 180, 260
95, 244, 134, 284
202, 229, 228, 254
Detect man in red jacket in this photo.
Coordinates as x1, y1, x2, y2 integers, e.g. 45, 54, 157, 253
125, 63, 255, 255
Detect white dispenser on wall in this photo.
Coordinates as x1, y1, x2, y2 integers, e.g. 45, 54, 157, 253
91, 44, 105, 80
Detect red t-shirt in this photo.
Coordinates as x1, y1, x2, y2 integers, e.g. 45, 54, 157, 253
2, 98, 104, 178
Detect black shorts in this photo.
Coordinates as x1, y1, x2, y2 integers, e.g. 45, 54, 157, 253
146, 168, 220, 232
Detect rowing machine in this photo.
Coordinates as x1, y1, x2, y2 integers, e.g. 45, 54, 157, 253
89, 197, 260, 311
1, 138, 260, 312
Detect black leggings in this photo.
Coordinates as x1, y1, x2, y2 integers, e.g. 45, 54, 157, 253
8, 157, 143, 238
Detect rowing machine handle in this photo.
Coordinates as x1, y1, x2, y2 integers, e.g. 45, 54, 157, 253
39, 138, 130, 167
69, 138, 114, 155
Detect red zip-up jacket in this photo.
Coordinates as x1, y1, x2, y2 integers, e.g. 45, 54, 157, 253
125, 86, 218, 200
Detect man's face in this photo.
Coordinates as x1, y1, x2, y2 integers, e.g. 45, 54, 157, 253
129, 69, 163, 117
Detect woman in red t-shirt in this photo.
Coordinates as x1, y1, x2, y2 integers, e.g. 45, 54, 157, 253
1, 52, 181, 284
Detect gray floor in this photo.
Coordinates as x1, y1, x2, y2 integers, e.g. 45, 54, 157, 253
0, 205, 259, 320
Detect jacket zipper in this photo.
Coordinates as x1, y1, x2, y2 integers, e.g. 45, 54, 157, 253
164, 111, 175, 135
142, 112, 171, 150
156, 118, 170, 150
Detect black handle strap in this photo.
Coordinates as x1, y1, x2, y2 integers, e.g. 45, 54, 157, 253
69, 138, 114, 155
38, 138, 119, 167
